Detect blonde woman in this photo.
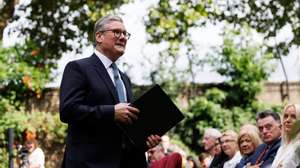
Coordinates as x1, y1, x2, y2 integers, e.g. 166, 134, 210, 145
271, 104, 300, 168
236, 124, 262, 168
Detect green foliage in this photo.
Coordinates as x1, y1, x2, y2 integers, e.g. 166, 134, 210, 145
209, 29, 274, 108
0, 43, 49, 106
147, 0, 300, 58
0, 101, 67, 168
146, 0, 208, 43
207, 0, 300, 57
10, 0, 132, 65
1, 1, 133, 105
169, 30, 273, 152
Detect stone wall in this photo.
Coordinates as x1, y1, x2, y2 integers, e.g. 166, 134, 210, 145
26, 82, 300, 113
257, 82, 300, 105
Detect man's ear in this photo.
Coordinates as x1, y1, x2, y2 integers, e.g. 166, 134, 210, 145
95, 32, 104, 44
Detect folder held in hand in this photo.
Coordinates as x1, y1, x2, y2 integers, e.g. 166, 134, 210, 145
122, 84, 185, 151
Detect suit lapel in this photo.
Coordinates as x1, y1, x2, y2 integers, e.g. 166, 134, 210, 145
91, 54, 119, 103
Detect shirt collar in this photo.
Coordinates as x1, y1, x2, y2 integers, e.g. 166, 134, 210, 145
94, 49, 113, 69
228, 151, 241, 164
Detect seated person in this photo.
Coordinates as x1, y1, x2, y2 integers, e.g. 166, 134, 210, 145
220, 130, 242, 168
248, 110, 282, 168
148, 144, 182, 168
236, 124, 262, 168
271, 104, 300, 167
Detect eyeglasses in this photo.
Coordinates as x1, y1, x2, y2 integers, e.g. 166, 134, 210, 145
220, 139, 236, 144
99, 29, 131, 40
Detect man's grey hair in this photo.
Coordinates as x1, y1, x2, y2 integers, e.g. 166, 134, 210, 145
204, 128, 222, 139
93, 15, 123, 45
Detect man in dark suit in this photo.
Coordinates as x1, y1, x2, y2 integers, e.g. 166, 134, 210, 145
60, 15, 161, 168
247, 110, 281, 168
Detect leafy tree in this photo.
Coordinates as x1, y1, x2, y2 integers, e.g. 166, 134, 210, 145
0, 0, 131, 104
0, 0, 19, 39
169, 30, 273, 152
206, 0, 300, 57
0, 102, 67, 168
146, 0, 300, 58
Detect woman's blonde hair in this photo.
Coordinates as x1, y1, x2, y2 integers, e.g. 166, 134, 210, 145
282, 104, 300, 144
238, 124, 262, 155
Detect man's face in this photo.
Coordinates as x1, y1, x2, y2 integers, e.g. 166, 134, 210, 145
147, 147, 164, 163
257, 116, 281, 145
202, 135, 216, 152
96, 21, 128, 60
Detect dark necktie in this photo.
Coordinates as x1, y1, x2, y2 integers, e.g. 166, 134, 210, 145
111, 63, 126, 103
255, 145, 269, 164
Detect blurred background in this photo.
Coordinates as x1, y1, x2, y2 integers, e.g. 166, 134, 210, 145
0, 0, 300, 167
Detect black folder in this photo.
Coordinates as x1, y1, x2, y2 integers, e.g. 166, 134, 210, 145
122, 84, 185, 151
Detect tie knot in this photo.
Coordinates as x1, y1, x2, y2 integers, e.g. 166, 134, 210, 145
111, 63, 119, 79
111, 62, 118, 70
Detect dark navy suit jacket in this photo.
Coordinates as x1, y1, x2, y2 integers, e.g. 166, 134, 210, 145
248, 138, 281, 168
60, 54, 146, 168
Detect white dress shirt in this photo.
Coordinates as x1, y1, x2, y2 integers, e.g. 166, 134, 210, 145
223, 151, 242, 168
94, 49, 127, 102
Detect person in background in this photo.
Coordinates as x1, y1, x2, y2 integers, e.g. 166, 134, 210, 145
235, 124, 262, 168
147, 144, 182, 168
59, 15, 160, 168
18, 129, 45, 168
161, 135, 172, 155
25, 139, 45, 168
186, 155, 200, 168
202, 128, 222, 168
220, 130, 242, 168
271, 104, 300, 167
248, 110, 282, 168
209, 137, 229, 168
198, 153, 209, 168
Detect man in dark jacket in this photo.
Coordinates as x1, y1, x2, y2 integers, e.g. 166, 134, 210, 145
247, 110, 281, 168
60, 15, 160, 168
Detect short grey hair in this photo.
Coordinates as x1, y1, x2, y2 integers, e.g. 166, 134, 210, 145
204, 128, 222, 139
93, 15, 123, 45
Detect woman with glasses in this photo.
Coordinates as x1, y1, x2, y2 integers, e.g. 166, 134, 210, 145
271, 104, 300, 168
220, 130, 242, 168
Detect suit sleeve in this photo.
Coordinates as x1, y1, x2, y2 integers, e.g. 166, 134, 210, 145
59, 61, 114, 123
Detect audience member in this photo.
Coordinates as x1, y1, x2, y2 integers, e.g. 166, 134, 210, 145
186, 155, 200, 168
18, 129, 45, 168
209, 137, 229, 168
220, 130, 241, 168
148, 144, 182, 168
248, 110, 282, 168
161, 135, 172, 155
202, 128, 222, 167
236, 124, 262, 168
271, 104, 300, 167
198, 153, 209, 168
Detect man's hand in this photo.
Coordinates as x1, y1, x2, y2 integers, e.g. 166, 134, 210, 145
114, 103, 139, 125
246, 163, 261, 168
146, 135, 161, 149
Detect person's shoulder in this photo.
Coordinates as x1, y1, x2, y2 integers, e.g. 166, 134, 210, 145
168, 152, 182, 160
70, 54, 95, 65
65, 54, 96, 70
256, 143, 267, 151
34, 147, 44, 154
